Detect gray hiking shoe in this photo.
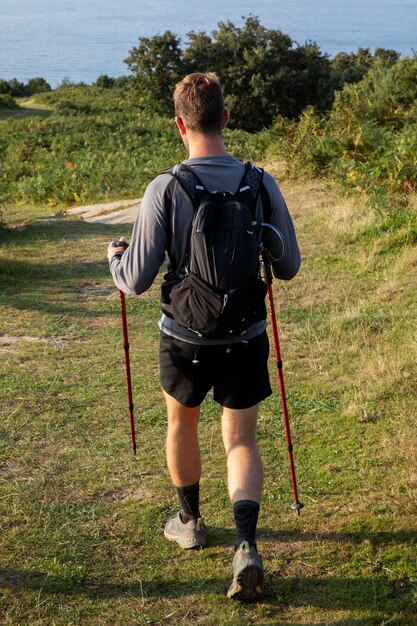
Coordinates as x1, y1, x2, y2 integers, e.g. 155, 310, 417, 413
227, 540, 264, 601
164, 512, 206, 549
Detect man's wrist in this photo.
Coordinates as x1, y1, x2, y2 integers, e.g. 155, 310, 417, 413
107, 238, 128, 262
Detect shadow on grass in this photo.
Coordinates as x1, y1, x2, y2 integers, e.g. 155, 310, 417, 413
1, 530, 415, 619
0, 106, 54, 121
256, 528, 417, 547
0, 216, 126, 245
0, 218, 135, 315
208, 526, 417, 549
0, 257, 119, 317
0, 257, 111, 284
0, 567, 413, 620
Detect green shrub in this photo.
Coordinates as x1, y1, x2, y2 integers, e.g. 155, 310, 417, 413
328, 58, 417, 200
264, 57, 417, 206
26, 77, 51, 95
330, 58, 417, 131
0, 94, 19, 109
93, 74, 131, 89
0, 86, 187, 205
0, 77, 51, 98
274, 108, 337, 178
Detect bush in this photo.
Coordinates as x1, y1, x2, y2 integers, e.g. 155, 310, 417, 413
328, 48, 400, 97
0, 77, 51, 97
26, 77, 51, 95
275, 108, 337, 178
5, 78, 27, 97
0, 94, 19, 109
272, 56, 417, 205
330, 57, 417, 131
93, 74, 131, 90
0, 80, 12, 95
328, 57, 417, 198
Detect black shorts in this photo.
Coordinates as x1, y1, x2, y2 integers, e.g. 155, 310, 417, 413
159, 331, 272, 409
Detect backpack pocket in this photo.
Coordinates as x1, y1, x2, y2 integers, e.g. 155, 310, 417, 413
220, 273, 268, 335
170, 273, 225, 337
170, 272, 267, 338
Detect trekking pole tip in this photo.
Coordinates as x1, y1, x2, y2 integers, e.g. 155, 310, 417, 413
132, 442, 137, 455
291, 501, 304, 515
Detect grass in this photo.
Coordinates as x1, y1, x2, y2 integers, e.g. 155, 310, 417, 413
0, 177, 416, 625
0, 98, 54, 121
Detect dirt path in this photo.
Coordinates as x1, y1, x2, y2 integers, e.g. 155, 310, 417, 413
64, 171, 329, 240
67, 198, 140, 224
64, 175, 317, 227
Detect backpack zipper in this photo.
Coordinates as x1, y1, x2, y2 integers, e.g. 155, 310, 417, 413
221, 293, 229, 313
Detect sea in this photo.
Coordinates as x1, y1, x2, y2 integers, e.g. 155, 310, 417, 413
0, 0, 416, 88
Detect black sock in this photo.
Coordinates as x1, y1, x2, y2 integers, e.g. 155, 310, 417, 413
175, 482, 200, 522
233, 500, 260, 549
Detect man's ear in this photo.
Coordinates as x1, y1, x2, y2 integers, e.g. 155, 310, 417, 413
222, 108, 230, 129
175, 115, 187, 135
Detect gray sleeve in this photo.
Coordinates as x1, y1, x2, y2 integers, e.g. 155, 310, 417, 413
109, 174, 172, 294
259, 172, 301, 280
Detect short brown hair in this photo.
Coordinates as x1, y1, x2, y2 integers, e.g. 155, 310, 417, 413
173, 72, 225, 135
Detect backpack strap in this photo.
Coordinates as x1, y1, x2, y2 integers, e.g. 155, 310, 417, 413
170, 163, 207, 210
163, 176, 177, 257
236, 162, 266, 223
259, 182, 272, 225
162, 164, 206, 277
163, 161, 272, 254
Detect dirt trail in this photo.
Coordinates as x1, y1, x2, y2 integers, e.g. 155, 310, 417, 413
67, 198, 140, 224
65, 174, 319, 227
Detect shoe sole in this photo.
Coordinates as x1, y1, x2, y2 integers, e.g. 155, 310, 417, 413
227, 564, 263, 602
163, 528, 206, 550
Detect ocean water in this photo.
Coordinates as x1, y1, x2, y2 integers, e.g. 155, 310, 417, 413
0, 0, 416, 87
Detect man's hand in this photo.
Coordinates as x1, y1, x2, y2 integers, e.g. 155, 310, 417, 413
107, 236, 128, 261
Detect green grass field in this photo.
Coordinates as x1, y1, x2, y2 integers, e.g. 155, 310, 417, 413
0, 176, 416, 625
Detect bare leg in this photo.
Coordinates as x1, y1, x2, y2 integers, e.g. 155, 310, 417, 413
164, 391, 201, 487
162, 392, 206, 549
221, 404, 263, 504
222, 403, 264, 600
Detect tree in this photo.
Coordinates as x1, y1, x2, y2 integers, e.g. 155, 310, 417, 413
26, 77, 51, 95
123, 18, 400, 131
124, 31, 184, 112
184, 17, 298, 130
279, 41, 331, 117
5, 78, 26, 97
94, 74, 116, 88
329, 47, 401, 95
0, 80, 12, 95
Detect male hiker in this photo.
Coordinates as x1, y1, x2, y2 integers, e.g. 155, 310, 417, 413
108, 72, 300, 601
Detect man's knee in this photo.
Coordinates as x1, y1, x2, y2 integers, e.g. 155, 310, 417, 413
164, 390, 200, 422
221, 404, 259, 451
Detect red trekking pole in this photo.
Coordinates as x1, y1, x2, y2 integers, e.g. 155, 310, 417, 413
262, 251, 303, 514
119, 289, 137, 455
111, 238, 136, 454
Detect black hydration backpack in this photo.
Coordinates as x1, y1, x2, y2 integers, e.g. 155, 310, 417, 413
161, 162, 268, 339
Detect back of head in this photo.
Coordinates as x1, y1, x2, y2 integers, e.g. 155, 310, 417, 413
173, 72, 225, 135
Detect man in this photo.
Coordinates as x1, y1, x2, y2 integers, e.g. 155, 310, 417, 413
108, 72, 300, 601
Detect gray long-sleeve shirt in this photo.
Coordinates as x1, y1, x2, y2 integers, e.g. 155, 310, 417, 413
109, 155, 301, 344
